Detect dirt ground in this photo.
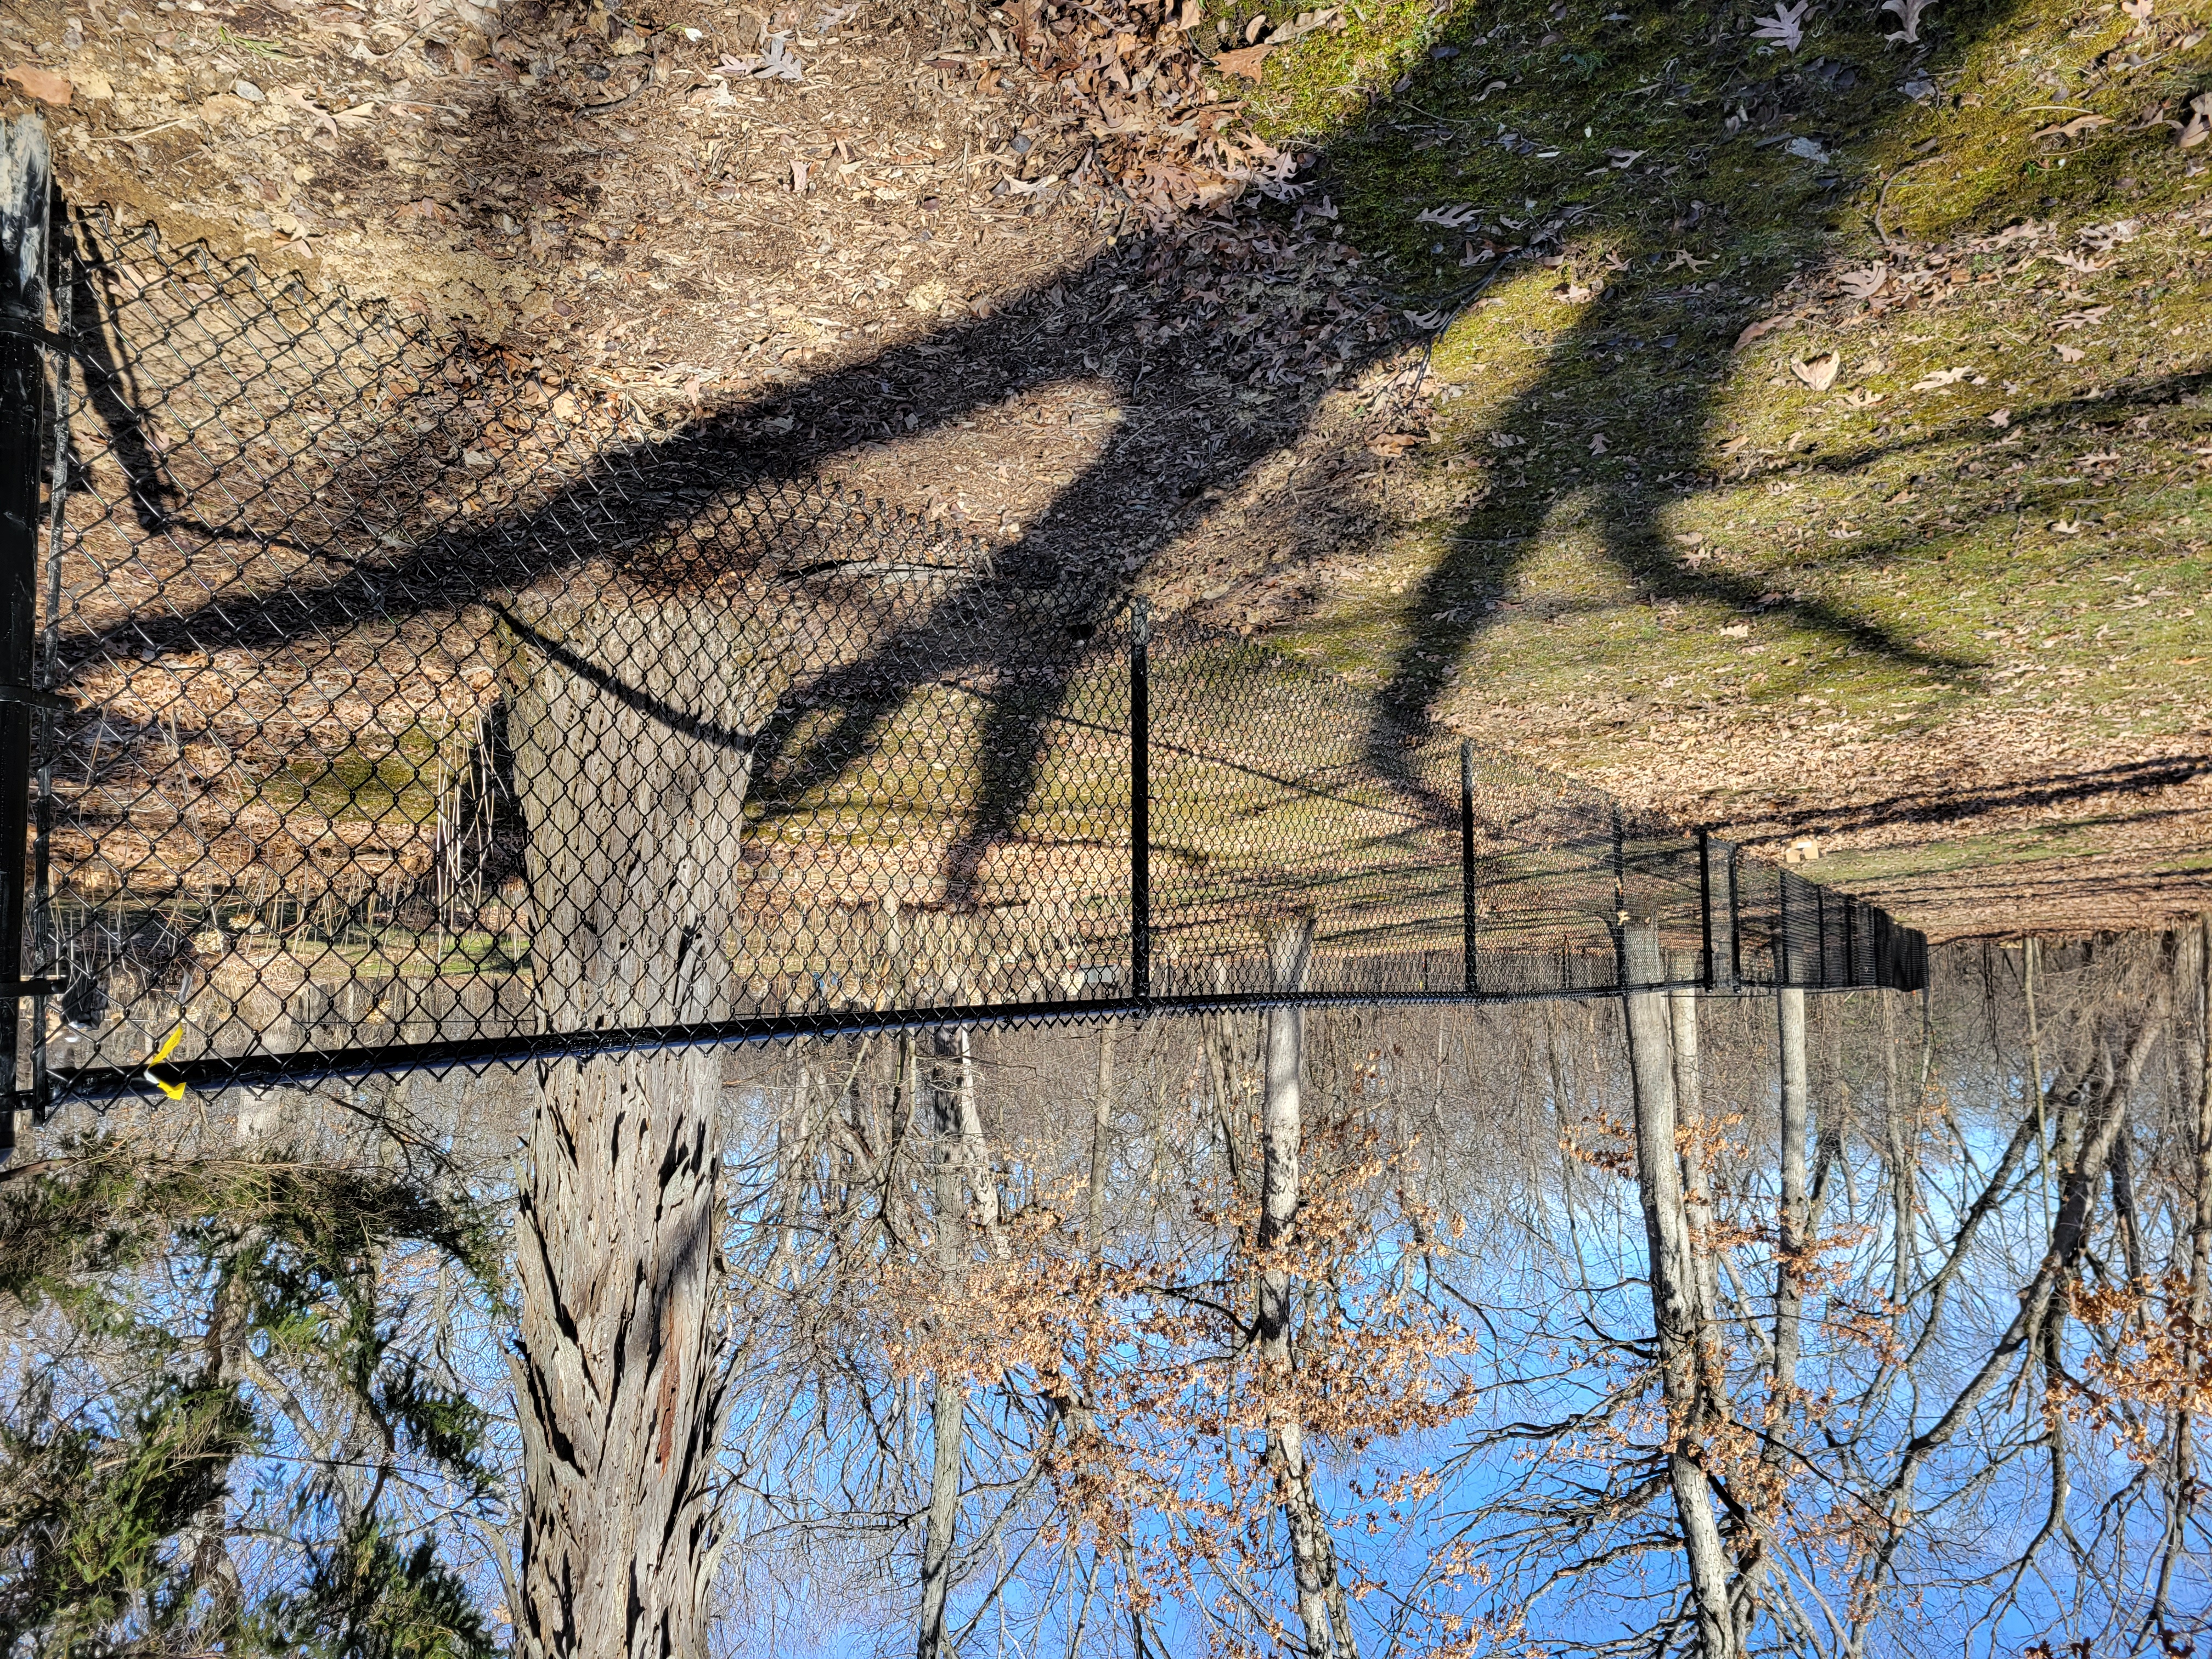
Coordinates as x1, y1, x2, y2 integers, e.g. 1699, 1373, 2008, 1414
5, 0, 2211, 943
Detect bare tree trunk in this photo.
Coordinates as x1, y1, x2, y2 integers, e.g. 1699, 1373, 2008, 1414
1723, 986, 1815, 1643
947, 1028, 1006, 1259
1208, 1009, 1249, 1197
1620, 923, 1736, 1659
2109, 1105, 2145, 1289
1088, 1021, 1117, 1254
918, 1029, 981, 1659
508, 595, 754, 1659
916, 1363, 966, 1659
2153, 918, 2212, 1630
1674, 983, 1756, 1646
1669, 989, 1721, 1353
2141, 938, 2212, 1637
1254, 921, 1356, 1659
1069, 1019, 1154, 1658
1256, 928, 1310, 1363
2192, 919, 2212, 1313
2027, 939, 2052, 1239
1813, 996, 1845, 1224
1881, 995, 1916, 1310
1770, 988, 1811, 1430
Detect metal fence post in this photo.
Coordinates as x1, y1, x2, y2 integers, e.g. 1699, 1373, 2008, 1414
1697, 828, 1713, 990
1128, 597, 1150, 1003
1, 119, 54, 1159
1726, 843, 1742, 992
1610, 803, 1624, 900
1815, 884, 1829, 988
28, 238, 59, 1122
1459, 739, 1477, 995
1777, 872, 1793, 989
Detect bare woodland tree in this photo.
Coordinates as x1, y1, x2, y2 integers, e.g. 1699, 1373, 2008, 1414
506, 594, 755, 1659
917, 1025, 1015, 1659
1257, 920, 1361, 1659
30, 922, 2164, 1659
657, 926, 2212, 1659
1620, 923, 1735, 1658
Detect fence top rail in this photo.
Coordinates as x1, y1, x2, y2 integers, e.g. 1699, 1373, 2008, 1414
46, 975, 1914, 1102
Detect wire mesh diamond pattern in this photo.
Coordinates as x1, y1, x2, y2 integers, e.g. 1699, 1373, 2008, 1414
7, 206, 1924, 1110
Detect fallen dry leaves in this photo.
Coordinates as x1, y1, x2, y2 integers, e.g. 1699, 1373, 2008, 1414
1911, 365, 1973, 390
2, 63, 71, 104
2182, 93, 2211, 148
1791, 351, 1841, 392
1007, 0, 1339, 223
1836, 266, 1887, 300
1215, 41, 1276, 81
1749, 2, 1809, 53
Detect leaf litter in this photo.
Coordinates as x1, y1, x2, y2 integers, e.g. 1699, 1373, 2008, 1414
7, 0, 2210, 935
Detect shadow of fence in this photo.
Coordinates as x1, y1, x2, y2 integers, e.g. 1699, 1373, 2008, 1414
8, 205, 1922, 1113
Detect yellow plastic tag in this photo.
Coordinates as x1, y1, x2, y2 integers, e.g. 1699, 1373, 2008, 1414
145, 1022, 187, 1100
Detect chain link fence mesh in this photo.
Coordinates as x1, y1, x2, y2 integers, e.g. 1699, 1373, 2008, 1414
10, 204, 1923, 1109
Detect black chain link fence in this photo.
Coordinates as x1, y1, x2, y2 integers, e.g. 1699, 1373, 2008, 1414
0, 187, 1923, 1124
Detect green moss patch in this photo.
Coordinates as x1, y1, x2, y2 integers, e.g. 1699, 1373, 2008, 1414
1191, 0, 2210, 929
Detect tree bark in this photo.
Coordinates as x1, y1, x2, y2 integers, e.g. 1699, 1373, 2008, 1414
507, 594, 757, 1659
1256, 925, 1311, 1363
917, 1028, 983, 1659
2153, 918, 2212, 1629
1881, 995, 1916, 1310
2026, 939, 2051, 1238
1255, 920, 1356, 1659
1071, 1019, 1153, 1659
2191, 919, 2212, 1318
1770, 988, 1811, 1429
2109, 1102, 2145, 1289
1088, 1020, 1116, 1254
1669, 988, 1721, 1354
1620, 923, 1736, 1659
916, 1367, 966, 1659
1812, 996, 1844, 1223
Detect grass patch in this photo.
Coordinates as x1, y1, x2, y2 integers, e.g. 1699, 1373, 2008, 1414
1195, 0, 2211, 924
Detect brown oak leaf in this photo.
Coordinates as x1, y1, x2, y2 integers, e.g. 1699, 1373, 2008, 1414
2, 64, 73, 105
1216, 41, 1276, 80
1791, 351, 1841, 392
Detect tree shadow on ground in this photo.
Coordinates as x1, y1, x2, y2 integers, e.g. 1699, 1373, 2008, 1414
55, 0, 2061, 907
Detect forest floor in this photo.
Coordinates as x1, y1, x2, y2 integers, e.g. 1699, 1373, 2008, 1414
5, 0, 2211, 941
